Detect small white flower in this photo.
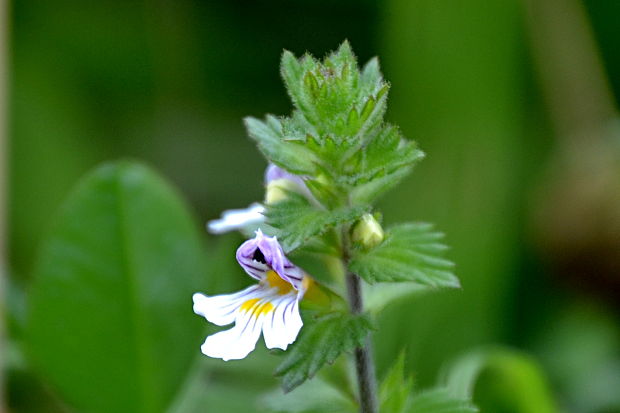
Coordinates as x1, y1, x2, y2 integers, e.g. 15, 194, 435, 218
206, 202, 265, 234
206, 164, 312, 234
193, 230, 308, 360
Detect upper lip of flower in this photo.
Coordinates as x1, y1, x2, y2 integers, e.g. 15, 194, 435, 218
236, 229, 305, 292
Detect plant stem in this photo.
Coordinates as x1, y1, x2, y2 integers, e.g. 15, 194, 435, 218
342, 231, 378, 413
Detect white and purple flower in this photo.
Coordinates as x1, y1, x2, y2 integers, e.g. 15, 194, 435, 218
193, 230, 309, 360
206, 164, 311, 234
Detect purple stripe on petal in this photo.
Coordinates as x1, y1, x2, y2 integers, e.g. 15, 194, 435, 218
235, 229, 307, 291
282, 299, 295, 325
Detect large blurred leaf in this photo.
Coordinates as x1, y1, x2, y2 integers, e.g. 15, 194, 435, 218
407, 389, 477, 413
261, 376, 356, 413
27, 161, 208, 413
441, 348, 557, 413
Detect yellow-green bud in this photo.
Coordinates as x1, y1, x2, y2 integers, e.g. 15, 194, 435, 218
315, 173, 330, 186
351, 213, 384, 249
265, 178, 300, 205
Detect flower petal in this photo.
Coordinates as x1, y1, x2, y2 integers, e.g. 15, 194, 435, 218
207, 203, 265, 234
262, 293, 303, 350
265, 164, 306, 186
200, 309, 264, 361
192, 285, 261, 326
264, 164, 316, 205
200, 294, 277, 361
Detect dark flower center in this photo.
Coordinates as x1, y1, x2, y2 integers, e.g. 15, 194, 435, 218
252, 248, 267, 264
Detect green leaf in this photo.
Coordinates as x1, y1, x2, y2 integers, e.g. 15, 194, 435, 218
336, 125, 424, 205
350, 166, 414, 205
244, 115, 317, 175
354, 84, 389, 139
266, 192, 367, 252
28, 161, 208, 413
441, 348, 558, 413
349, 222, 459, 287
303, 177, 342, 209
281, 51, 320, 126
363, 282, 428, 315
380, 352, 413, 413
261, 376, 357, 413
279, 42, 391, 142
304, 134, 359, 172
340, 125, 424, 188
358, 57, 383, 100
275, 313, 374, 392
407, 389, 478, 413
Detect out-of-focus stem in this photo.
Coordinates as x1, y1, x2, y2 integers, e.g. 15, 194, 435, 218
342, 229, 378, 413
0, 0, 8, 411
524, 0, 620, 301
523, 0, 617, 141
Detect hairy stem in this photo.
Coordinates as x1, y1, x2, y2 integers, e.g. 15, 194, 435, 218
342, 231, 378, 413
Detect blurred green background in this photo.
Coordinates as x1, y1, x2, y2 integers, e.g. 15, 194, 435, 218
6, 0, 620, 412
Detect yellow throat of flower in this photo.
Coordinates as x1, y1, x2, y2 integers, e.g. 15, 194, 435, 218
239, 298, 275, 316
265, 270, 295, 295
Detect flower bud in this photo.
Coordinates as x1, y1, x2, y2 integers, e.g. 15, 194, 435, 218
315, 173, 330, 186
351, 213, 384, 249
265, 178, 300, 204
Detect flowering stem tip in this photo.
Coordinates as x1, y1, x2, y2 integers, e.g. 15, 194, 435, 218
192, 41, 459, 413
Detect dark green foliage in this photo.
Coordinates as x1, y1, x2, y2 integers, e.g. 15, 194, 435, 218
275, 313, 374, 393
27, 162, 208, 413
349, 222, 459, 287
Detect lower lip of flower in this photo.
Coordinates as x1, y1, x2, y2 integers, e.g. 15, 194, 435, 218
239, 298, 275, 316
